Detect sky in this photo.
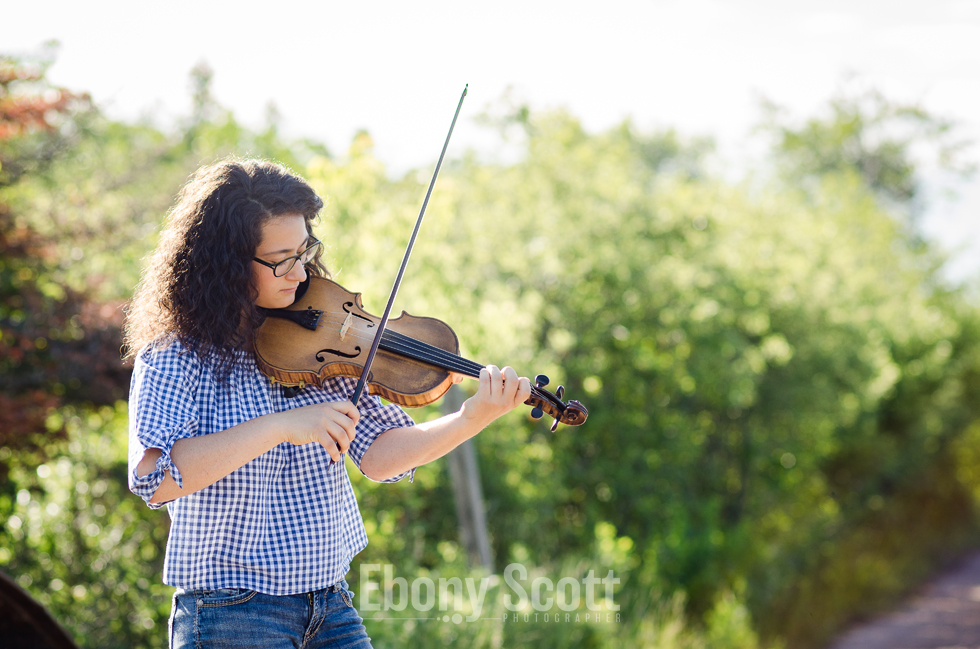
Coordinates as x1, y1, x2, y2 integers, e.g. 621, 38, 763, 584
5, 0, 980, 277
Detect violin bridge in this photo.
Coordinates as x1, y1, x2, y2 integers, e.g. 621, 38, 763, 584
340, 311, 354, 341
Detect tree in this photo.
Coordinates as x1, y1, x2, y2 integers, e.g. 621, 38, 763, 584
0, 52, 124, 454
4, 59, 980, 647
0, 47, 92, 186
313, 105, 980, 647
760, 86, 974, 220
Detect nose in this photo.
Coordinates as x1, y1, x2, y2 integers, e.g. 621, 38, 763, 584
286, 260, 307, 282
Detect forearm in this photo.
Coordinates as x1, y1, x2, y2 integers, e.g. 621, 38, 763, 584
137, 414, 285, 504
361, 365, 533, 481
359, 410, 490, 481
136, 399, 359, 504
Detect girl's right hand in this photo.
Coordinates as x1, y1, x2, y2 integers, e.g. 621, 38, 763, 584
279, 401, 360, 462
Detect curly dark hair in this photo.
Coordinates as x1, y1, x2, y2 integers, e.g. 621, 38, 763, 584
124, 157, 328, 375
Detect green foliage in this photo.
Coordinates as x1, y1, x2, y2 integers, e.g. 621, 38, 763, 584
760, 87, 976, 214
3, 55, 980, 648
0, 403, 171, 649
3, 58, 323, 302
309, 106, 980, 647
0, 57, 334, 645
0, 47, 95, 188
1, 54, 130, 454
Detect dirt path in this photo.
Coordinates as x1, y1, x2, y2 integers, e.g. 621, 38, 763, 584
826, 552, 980, 649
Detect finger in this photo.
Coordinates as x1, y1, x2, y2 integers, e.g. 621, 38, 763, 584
332, 410, 358, 449
320, 433, 342, 462
329, 423, 352, 454
486, 365, 503, 396
326, 401, 359, 442
451, 373, 465, 385
501, 366, 520, 399
332, 400, 361, 425
308, 405, 354, 460
339, 411, 358, 443
479, 366, 491, 394
516, 376, 532, 404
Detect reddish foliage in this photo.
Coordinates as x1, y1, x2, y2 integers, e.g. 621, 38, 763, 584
0, 58, 129, 453
0, 390, 64, 446
0, 207, 132, 417
0, 59, 88, 141
0, 91, 76, 140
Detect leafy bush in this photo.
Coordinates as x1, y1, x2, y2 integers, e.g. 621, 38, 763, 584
0, 404, 171, 649
3, 55, 980, 648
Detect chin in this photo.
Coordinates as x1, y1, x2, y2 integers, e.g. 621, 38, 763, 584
257, 293, 295, 310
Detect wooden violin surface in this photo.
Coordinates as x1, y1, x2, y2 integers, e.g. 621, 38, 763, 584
254, 275, 588, 429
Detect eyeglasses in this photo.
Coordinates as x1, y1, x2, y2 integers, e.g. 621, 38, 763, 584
253, 238, 321, 277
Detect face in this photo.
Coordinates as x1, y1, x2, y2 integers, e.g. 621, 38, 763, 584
252, 213, 310, 309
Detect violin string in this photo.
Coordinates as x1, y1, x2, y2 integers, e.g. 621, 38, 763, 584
381, 330, 483, 375
373, 324, 557, 406
379, 332, 556, 406
282, 314, 563, 410
306, 316, 485, 376
379, 329, 561, 408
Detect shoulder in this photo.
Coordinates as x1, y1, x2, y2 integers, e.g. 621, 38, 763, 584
135, 336, 205, 384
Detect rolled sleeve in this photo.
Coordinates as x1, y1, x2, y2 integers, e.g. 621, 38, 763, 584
127, 344, 200, 508
344, 383, 417, 483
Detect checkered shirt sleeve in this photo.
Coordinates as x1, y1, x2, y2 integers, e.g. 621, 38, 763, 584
126, 340, 417, 595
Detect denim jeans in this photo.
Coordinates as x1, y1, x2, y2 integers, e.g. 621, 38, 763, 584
169, 580, 372, 648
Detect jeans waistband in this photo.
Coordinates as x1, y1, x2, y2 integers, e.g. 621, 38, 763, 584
326, 579, 348, 593
174, 579, 348, 597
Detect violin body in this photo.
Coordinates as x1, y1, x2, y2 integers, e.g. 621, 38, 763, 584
255, 277, 460, 407
254, 275, 588, 429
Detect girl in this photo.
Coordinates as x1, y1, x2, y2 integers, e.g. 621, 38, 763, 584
125, 158, 531, 648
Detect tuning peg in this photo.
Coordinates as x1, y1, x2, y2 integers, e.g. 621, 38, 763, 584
534, 374, 550, 388
530, 407, 543, 420
550, 418, 560, 432
556, 385, 565, 399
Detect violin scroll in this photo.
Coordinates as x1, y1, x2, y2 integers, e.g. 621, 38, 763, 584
527, 374, 589, 432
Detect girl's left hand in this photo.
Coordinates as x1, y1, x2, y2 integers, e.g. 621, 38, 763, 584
459, 365, 532, 428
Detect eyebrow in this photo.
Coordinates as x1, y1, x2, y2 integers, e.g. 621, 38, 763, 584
258, 235, 311, 257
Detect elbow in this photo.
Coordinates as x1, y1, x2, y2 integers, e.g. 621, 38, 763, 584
359, 426, 419, 482
359, 453, 391, 482
359, 446, 403, 482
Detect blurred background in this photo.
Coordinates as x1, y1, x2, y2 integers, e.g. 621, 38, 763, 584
2, 1, 980, 647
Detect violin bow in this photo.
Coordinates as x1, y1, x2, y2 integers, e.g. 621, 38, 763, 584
349, 84, 468, 407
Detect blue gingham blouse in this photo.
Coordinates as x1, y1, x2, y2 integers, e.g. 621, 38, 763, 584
127, 339, 416, 595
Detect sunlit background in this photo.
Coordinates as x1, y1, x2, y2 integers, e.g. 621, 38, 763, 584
4, 2, 980, 649
6, 0, 980, 276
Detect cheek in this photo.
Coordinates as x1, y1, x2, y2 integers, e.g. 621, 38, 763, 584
251, 267, 274, 304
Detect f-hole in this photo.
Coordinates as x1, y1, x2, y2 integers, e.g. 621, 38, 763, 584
344, 302, 375, 328
316, 346, 362, 362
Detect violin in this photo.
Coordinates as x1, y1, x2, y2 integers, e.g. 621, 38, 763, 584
254, 275, 588, 431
